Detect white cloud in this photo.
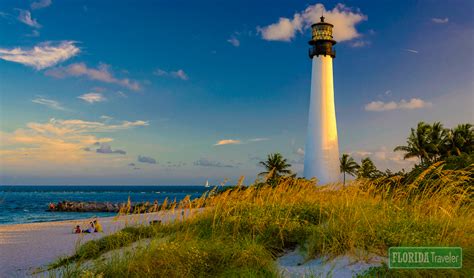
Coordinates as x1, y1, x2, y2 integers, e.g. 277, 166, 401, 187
350, 40, 370, 47
432, 17, 449, 24
258, 16, 302, 41
350, 150, 372, 157
31, 0, 52, 10
214, 139, 241, 146
403, 48, 419, 54
116, 91, 127, 98
45, 63, 141, 90
78, 92, 106, 103
194, 158, 234, 168
17, 9, 41, 28
153, 68, 188, 80
257, 3, 367, 42
227, 36, 240, 47
100, 115, 113, 120
26, 30, 40, 37
350, 146, 418, 171
248, 138, 269, 142
24, 118, 148, 135
0, 117, 147, 167
295, 147, 305, 156
32, 97, 66, 111
171, 69, 188, 80
0, 41, 79, 70
365, 98, 432, 112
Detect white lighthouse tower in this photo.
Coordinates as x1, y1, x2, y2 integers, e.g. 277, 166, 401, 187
304, 16, 340, 184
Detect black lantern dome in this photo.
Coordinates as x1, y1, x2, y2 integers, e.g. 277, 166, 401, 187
308, 16, 336, 59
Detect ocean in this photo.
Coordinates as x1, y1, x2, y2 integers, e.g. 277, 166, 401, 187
0, 185, 210, 225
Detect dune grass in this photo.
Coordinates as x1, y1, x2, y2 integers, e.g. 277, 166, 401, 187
51, 163, 473, 277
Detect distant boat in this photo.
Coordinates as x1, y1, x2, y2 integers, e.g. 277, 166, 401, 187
205, 180, 210, 187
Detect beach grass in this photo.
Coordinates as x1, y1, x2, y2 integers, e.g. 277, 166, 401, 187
51, 163, 473, 277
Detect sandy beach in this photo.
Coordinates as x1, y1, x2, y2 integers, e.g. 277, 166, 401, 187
0, 211, 183, 277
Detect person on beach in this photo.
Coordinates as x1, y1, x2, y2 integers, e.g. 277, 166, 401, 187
93, 219, 103, 233
74, 225, 81, 234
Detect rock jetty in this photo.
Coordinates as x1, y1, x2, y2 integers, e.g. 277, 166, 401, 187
47, 200, 160, 213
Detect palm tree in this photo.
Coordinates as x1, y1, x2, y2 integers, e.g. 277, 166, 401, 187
427, 122, 449, 161
394, 122, 432, 164
357, 157, 381, 179
339, 154, 359, 187
446, 124, 474, 156
259, 153, 292, 182
395, 122, 473, 164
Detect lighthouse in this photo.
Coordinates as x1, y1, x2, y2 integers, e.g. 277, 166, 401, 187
304, 16, 340, 184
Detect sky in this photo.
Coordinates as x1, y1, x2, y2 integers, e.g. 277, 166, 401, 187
0, 0, 473, 185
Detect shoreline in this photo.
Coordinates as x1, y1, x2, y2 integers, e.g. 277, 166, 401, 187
0, 213, 117, 226
0, 210, 184, 277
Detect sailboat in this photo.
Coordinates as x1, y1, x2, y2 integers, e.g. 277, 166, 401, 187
204, 180, 210, 188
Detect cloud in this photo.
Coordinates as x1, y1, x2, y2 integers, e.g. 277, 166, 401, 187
193, 158, 234, 168
295, 147, 305, 156
24, 118, 148, 135
138, 155, 157, 164
350, 146, 418, 171
78, 92, 106, 103
32, 97, 67, 111
100, 115, 113, 121
432, 17, 449, 24
365, 98, 432, 112
17, 9, 41, 28
165, 161, 186, 168
45, 63, 141, 90
248, 138, 269, 142
26, 30, 40, 37
350, 40, 370, 47
214, 139, 241, 146
0, 41, 80, 70
0, 117, 150, 173
116, 91, 127, 98
227, 36, 240, 47
96, 143, 126, 155
153, 68, 189, 80
31, 0, 52, 10
350, 150, 372, 157
403, 49, 419, 54
257, 3, 367, 42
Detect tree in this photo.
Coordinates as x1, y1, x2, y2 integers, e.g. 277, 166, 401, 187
395, 122, 474, 165
445, 123, 474, 156
357, 157, 382, 179
427, 122, 448, 161
394, 122, 432, 164
259, 153, 292, 183
339, 154, 359, 187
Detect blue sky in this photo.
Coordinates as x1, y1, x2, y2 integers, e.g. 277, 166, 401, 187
0, 0, 473, 185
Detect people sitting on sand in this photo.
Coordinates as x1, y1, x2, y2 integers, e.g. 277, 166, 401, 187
93, 219, 103, 233
74, 225, 81, 234
82, 221, 95, 233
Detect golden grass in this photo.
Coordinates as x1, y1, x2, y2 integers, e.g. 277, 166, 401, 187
54, 163, 474, 277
